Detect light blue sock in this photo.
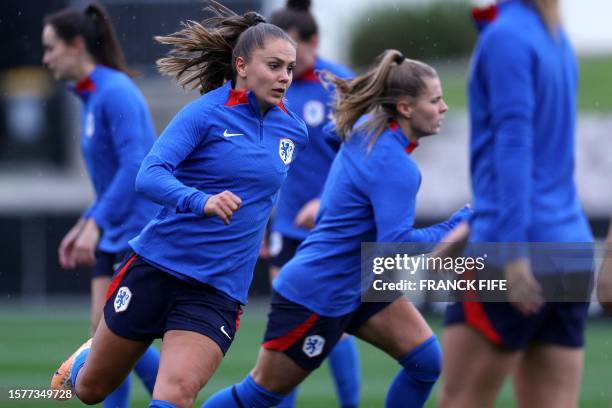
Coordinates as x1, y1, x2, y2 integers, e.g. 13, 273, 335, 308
203, 374, 285, 408
328, 336, 360, 408
149, 400, 177, 408
103, 375, 131, 408
71, 347, 90, 391
135, 346, 160, 394
276, 387, 298, 407
385, 336, 441, 408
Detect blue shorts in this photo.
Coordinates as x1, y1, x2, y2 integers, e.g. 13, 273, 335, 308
444, 301, 589, 351
269, 233, 302, 268
103, 254, 242, 354
262, 290, 396, 370
92, 250, 128, 278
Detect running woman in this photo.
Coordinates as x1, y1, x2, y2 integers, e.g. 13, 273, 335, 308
204, 49, 470, 408
439, 1, 594, 407
267, 1, 359, 406
43, 3, 159, 407
50, 1, 307, 407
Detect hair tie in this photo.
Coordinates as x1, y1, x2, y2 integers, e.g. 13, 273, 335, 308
244, 12, 266, 27
394, 53, 406, 64
84, 5, 98, 21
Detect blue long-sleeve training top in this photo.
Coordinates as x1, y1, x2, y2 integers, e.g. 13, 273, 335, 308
468, 0, 592, 246
272, 57, 353, 240
74, 65, 159, 253
129, 81, 308, 304
274, 123, 470, 316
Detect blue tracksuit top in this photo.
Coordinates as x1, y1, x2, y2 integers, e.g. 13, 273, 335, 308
129, 81, 308, 304
272, 57, 353, 240
468, 0, 592, 246
274, 123, 471, 316
74, 65, 159, 253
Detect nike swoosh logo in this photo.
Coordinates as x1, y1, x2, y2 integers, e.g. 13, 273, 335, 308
220, 325, 232, 340
223, 129, 244, 138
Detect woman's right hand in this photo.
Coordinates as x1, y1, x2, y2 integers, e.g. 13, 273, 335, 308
429, 222, 471, 262
505, 258, 544, 315
58, 218, 85, 269
204, 191, 242, 224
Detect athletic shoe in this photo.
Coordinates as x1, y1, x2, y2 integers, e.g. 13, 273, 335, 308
50, 338, 92, 400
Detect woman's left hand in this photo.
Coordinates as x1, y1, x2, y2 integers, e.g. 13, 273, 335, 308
294, 199, 320, 230
72, 218, 100, 267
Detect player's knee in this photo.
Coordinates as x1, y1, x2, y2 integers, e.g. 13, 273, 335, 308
156, 375, 200, 407
437, 382, 458, 408
251, 363, 298, 394
75, 379, 109, 405
400, 335, 442, 384
251, 365, 283, 393
437, 391, 450, 408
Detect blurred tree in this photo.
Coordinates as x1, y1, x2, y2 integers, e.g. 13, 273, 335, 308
349, 1, 477, 68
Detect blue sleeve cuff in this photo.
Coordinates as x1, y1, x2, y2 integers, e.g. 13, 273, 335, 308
83, 203, 96, 219
177, 189, 210, 216
89, 209, 109, 232
450, 205, 473, 227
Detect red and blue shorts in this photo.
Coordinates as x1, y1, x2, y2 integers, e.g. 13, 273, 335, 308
103, 253, 242, 354
444, 300, 589, 350
262, 290, 399, 370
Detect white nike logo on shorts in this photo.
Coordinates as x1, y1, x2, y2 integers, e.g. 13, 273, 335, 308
220, 325, 232, 340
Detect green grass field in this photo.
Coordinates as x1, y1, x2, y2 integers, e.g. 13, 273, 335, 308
1, 301, 611, 407
436, 55, 612, 112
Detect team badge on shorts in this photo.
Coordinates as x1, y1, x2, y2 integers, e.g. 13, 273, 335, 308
302, 335, 325, 358
279, 138, 295, 165
114, 286, 132, 313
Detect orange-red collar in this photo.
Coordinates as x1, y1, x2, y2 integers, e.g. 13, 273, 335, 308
225, 86, 288, 113
389, 121, 419, 154
297, 67, 319, 82
225, 88, 249, 107
75, 75, 96, 94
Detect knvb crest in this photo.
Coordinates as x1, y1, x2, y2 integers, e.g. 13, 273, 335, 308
85, 111, 95, 138
114, 286, 132, 313
302, 335, 325, 358
279, 138, 295, 165
303, 100, 325, 127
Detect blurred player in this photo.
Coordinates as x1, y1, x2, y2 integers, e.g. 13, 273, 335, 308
50, 1, 308, 407
439, 1, 594, 407
597, 223, 612, 313
267, 0, 359, 406
42, 3, 160, 406
204, 50, 471, 408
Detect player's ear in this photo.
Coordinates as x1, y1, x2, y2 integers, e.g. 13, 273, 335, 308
235, 56, 248, 79
397, 98, 413, 120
